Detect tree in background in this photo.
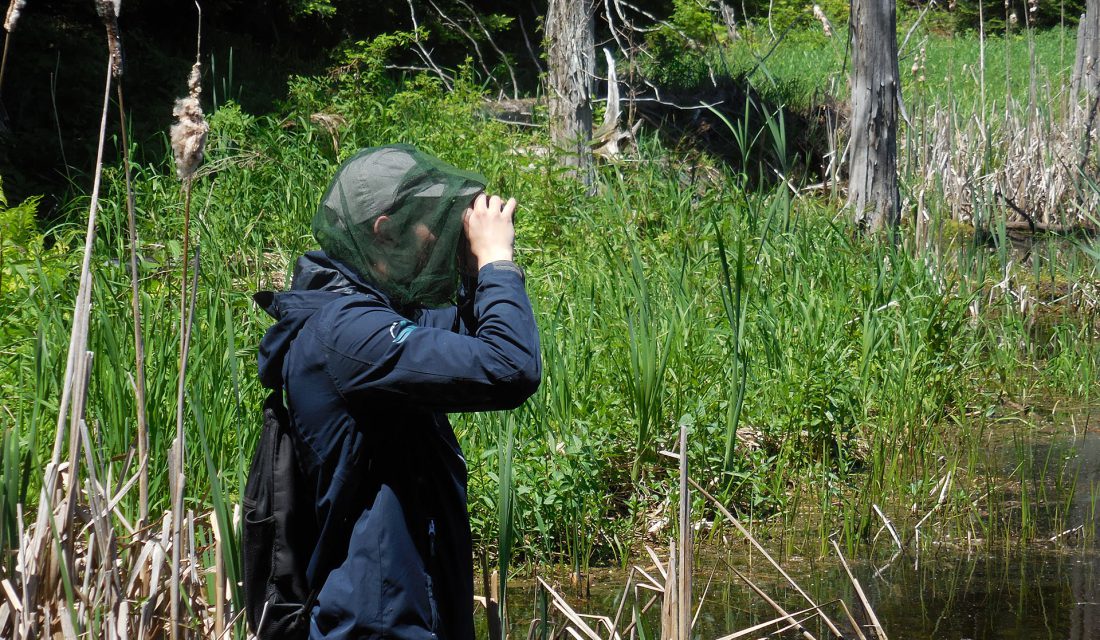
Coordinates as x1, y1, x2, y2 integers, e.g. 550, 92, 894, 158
846, 0, 901, 233
1074, 0, 1100, 97
545, 0, 595, 185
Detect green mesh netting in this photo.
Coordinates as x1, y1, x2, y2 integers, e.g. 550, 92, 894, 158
312, 144, 486, 307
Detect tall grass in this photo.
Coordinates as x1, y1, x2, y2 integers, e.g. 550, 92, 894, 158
2, 21, 1100, 635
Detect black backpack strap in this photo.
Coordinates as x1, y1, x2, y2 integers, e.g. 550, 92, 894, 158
243, 389, 318, 640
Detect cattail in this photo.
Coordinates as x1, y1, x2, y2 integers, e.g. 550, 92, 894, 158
94, 0, 122, 77
4, 0, 25, 32
912, 45, 927, 79
812, 4, 833, 37
170, 62, 208, 181
170, 17, 205, 636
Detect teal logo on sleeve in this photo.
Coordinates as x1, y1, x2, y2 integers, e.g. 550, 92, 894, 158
390, 320, 418, 344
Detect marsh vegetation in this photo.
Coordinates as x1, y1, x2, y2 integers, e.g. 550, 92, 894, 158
1, 0, 1099, 637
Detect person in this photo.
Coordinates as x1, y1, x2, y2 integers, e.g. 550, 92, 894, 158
254, 144, 542, 639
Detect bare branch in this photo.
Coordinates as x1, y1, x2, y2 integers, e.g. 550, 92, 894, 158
424, 0, 496, 88
516, 12, 545, 76
452, 0, 521, 99
406, 0, 453, 91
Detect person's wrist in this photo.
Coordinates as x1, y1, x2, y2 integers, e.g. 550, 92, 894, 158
476, 249, 513, 270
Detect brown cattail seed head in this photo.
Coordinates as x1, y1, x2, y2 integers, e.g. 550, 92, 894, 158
95, 0, 123, 77
812, 4, 833, 37
4, 0, 26, 32
170, 61, 208, 182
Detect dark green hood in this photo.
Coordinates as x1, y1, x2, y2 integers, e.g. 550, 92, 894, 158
311, 144, 486, 308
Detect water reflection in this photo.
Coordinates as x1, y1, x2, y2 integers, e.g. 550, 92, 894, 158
491, 419, 1100, 639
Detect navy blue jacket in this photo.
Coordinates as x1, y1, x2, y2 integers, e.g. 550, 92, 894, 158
256, 251, 541, 640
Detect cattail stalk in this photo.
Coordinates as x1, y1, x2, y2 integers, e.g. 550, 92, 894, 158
0, 0, 26, 96
169, 5, 206, 637
170, 182, 192, 640
212, 510, 225, 638
117, 84, 149, 525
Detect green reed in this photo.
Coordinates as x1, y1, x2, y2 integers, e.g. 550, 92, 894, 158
0, 31, 1098, 630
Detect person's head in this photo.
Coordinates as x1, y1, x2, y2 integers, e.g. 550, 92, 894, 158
312, 145, 486, 307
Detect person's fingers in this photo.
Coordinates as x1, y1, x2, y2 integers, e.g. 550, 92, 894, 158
502, 197, 517, 219
488, 194, 502, 213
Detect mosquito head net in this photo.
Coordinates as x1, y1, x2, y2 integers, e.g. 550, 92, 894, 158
312, 144, 487, 307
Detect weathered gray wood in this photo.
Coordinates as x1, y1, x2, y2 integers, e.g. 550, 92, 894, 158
1073, 3, 1100, 98
545, 0, 595, 183
846, 0, 901, 233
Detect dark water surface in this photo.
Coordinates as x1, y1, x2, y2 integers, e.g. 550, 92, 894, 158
495, 414, 1100, 639
500, 548, 1100, 639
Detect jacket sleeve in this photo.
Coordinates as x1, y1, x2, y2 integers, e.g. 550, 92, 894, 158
315, 261, 541, 412
413, 275, 478, 334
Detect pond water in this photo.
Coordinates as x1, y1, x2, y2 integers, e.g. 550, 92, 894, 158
492, 410, 1100, 639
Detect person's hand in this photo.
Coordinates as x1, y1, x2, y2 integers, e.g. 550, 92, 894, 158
463, 193, 516, 270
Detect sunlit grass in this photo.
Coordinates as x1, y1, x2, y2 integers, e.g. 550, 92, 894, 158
0, 23, 1099, 635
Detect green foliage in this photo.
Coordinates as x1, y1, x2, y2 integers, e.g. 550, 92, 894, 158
670, 0, 729, 43
0, 180, 49, 360
290, 0, 338, 17
645, 0, 731, 85
3, 26, 1100, 590
0, 185, 38, 248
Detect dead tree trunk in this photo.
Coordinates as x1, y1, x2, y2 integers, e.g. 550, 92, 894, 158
1073, 0, 1100, 98
545, 0, 595, 184
846, 0, 901, 233
1075, 0, 1100, 174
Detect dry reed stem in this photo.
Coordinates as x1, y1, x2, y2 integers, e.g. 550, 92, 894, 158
212, 511, 225, 638
713, 602, 837, 640
676, 424, 691, 640
872, 504, 902, 550
536, 577, 604, 640
729, 567, 816, 640
830, 539, 887, 640
643, 545, 667, 583
687, 478, 846, 638
660, 537, 677, 639
537, 469, 875, 640
836, 600, 870, 640
9, 493, 224, 637
114, 79, 150, 526
905, 96, 1100, 227
610, 566, 636, 632
22, 38, 116, 638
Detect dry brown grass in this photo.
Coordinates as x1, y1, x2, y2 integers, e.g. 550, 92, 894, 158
904, 96, 1100, 229
1, 478, 231, 639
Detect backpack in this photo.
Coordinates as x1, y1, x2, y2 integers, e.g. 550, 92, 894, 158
242, 390, 318, 639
